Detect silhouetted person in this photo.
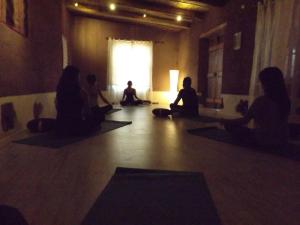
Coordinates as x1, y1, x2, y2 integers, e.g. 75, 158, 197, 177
0, 205, 28, 225
170, 77, 199, 117
86, 74, 113, 120
120, 81, 143, 106
220, 67, 291, 148
56, 66, 102, 136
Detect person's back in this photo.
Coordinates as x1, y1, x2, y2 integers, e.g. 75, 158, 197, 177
248, 95, 289, 147
56, 68, 83, 122
85, 83, 98, 108
124, 87, 135, 103
180, 87, 198, 109
56, 66, 101, 136
170, 77, 198, 117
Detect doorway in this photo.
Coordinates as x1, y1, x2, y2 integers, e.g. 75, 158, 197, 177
198, 24, 226, 109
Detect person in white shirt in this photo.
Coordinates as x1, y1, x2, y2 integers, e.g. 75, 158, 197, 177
85, 74, 112, 121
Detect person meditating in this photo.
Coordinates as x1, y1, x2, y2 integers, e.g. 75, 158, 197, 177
220, 67, 290, 148
120, 81, 143, 106
85, 74, 113, 121
55, 66, 102, 136
170, 77, 199, 117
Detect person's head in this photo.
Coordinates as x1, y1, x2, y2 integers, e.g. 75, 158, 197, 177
183, 77, 192, 89
127, 81, 132, 87
259, 67, 290, 118
86, 74, 97, 85
57, 65, 80, 92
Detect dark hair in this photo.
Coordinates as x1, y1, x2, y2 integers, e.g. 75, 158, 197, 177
56, 66, 81, 109
183, 77, 192, 87
57, 65, 80, 92
127, 81, 132, 86
259, 67, 290, 119
86, 74, 97, 85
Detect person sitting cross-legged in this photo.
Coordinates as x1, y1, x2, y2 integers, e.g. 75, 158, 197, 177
170, 77, 199, 117
85, 74, 113, 121
219, 67, 291, 148
120, 81, 144, 106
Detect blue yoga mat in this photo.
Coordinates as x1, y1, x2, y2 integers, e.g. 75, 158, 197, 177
13, 120, 132, 148
81, 167, 222, 225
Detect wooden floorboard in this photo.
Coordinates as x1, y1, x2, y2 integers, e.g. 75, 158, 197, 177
0, 105, 299, 225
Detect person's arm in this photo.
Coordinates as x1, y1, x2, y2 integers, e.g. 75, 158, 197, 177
121, 90, 126, 101
133, 89, 141, 100
98, 89, 111, 105
219, 98, 259, 126
80, 89, 91, 116
173, 90, 183, 106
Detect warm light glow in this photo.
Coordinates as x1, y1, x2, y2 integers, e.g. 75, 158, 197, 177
109, 40, 153, 100
176, 15, 182, 22
169, 70, 179, 102
143, 14, 147, 18
74, 2, 78, 7
109, 3, 116, 11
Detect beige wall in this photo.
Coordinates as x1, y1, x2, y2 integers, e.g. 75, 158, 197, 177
69, 16, 180, 91
178, 6, 227, 92
0, 0, 63, 136
178, 1, 257, 115
0, 0, 63, 97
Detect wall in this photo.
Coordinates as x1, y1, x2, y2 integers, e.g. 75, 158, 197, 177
178, 0, 257, 116
0, 92, 57, 139
0, 0, 63, 96
0, 0, 63, 136
222, 0, 257, 94
69, 16, 180, 91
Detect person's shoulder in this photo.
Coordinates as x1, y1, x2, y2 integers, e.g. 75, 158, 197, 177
190, 88, 196, 93
178, 89, 184, 94
251, 96, 274, 110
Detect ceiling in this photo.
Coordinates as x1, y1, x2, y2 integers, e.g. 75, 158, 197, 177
66, 0, 229, 31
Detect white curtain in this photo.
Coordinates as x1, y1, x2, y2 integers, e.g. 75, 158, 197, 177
249, 0, 300, 112
107, 38, 153, 103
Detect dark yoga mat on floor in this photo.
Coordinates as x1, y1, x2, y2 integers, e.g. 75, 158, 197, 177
106, 108, 122, 114
188, 127, 300, 161
81, 167, 222, 225
13, 120, 132, 148
192, 115, 220, 123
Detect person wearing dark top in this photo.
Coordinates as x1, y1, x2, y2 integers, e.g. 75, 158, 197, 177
55, 66, 102, 136
85, 74, 113, 121
219, 67, 291, 148
170, 77, 199, 117
120, 81, 143, 106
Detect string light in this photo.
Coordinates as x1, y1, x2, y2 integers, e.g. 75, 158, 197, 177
109, 3, 116, 11
143, 14, 147, 18
176, 15, 182, 22
74, 2, 79, 7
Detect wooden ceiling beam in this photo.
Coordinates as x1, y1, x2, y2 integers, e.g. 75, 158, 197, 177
141, 0, 209, 12
67, 4, 191, 31
71, 0, 199, 20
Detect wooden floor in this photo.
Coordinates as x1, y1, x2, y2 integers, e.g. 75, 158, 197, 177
0, 105, 299, 225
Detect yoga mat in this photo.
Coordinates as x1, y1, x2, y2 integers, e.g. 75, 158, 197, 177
192, 115, 220, 123
106, 108, 122, 114
188, 127, 300, 161
13, 120, 132, 148
81, 167, 222, 225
